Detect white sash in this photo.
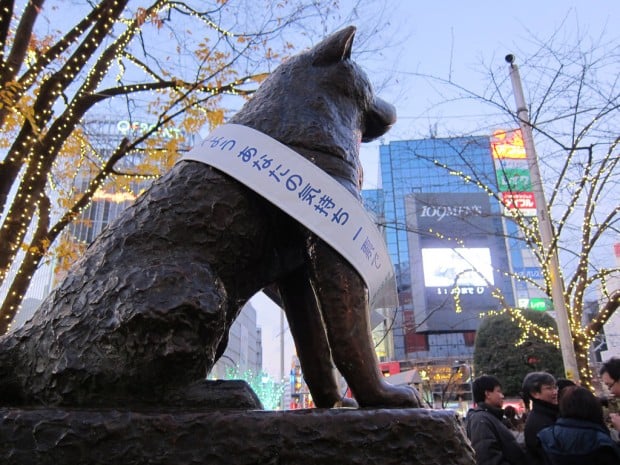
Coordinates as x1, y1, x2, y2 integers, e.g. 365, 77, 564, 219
181, 124, 398, 311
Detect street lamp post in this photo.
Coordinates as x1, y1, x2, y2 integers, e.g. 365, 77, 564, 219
505, 55, 579, 382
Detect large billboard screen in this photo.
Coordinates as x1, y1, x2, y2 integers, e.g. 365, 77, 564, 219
421, 247, 494, 288
406, 193, 507, 332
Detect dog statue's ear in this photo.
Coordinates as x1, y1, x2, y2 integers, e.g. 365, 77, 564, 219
312, 25, 356, 67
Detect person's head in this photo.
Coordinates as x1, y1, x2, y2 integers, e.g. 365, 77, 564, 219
600, 358, 620, 397
559, 385, 605, 426
522, 372, 558, 405
556, 378, 576, 401
504, 405, 517, 419
473, 375, 504, 408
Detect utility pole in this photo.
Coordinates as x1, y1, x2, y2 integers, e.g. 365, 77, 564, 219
505, 54, 579, 382
280, 307, 286, 410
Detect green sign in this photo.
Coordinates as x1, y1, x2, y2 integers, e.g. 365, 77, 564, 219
496, 168, 532, 192
528, 298, 552, 312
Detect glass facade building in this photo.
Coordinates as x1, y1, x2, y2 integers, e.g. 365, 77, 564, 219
372, 136, 517, 361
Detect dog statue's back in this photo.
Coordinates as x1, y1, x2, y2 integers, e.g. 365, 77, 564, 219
0, 26, 419, 409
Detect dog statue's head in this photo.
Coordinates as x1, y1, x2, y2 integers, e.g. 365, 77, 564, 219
230, 26, 396, 193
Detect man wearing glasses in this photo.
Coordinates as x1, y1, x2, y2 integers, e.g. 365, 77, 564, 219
600, 358, 620, 433
522, 372, 559, 465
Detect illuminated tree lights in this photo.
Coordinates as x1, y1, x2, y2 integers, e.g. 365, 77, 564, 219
429, 130, 619, 389
437, 150, 619, 389
223, 367, 286, 411
474, 310, 564, 396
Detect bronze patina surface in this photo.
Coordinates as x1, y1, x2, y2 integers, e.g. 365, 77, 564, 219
0, 407, 475, 465
0, 26, 415, 410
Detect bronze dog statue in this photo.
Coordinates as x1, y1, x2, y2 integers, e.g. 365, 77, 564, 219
0, 26, 419, 409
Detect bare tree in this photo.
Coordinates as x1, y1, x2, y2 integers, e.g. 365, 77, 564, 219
405, 27, 620, 387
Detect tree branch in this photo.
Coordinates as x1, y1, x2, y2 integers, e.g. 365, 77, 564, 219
586, 289, 620, 338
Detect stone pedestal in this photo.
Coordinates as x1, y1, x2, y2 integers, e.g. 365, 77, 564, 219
0, 407, 474, 465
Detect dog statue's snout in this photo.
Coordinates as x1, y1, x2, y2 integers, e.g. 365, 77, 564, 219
362, 97, 397, 142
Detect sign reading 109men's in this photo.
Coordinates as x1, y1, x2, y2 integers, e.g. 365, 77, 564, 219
182, 124, 398, 311
406, 192, 505, 332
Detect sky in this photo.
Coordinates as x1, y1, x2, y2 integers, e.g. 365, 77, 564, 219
350, 0, 620, 188
256, 0, 620, 379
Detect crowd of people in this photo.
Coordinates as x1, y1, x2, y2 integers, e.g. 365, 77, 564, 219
464, 357, 620, 465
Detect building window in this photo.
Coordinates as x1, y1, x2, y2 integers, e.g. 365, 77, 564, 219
463, 331, 476, 347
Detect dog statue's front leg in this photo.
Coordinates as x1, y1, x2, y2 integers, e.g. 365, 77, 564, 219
277, 267, 357, 408
306, 235, 421, 408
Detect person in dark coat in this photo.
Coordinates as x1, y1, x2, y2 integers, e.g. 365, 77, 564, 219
538, 385, 620, 465
522, 372, 559, 465
466, 375, 528, 465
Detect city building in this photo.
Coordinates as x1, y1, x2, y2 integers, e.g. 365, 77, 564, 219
210, 299, 263, 379
366, 133, 543, 365
288, 354, 314, 409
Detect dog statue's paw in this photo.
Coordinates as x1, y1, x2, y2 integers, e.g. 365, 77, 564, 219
332, 397, 359, 409
356, 382, 424, 409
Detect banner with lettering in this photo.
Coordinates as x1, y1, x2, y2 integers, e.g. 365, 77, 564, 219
491, 129, 536, 217
181, 124, 398, 311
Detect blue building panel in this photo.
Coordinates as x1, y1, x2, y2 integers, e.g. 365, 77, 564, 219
369, 136, 516, 360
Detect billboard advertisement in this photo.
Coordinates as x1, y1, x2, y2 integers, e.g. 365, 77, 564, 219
501, 192, 537, 217
406, 193, 507, 332
491, 129, 536, 217
421, 247, 494, 288
491, 129, 527, 159
496, 167, 532, 192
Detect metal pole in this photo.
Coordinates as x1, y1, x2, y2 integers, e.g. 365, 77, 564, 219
280, 308, 285, 381
280, 307, 286, 409
505, 54, 579, 382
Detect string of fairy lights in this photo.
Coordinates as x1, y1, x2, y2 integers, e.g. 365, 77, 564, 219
1, 0, 125, 282
430, 143, 620, 388
426, 222, 560, 348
